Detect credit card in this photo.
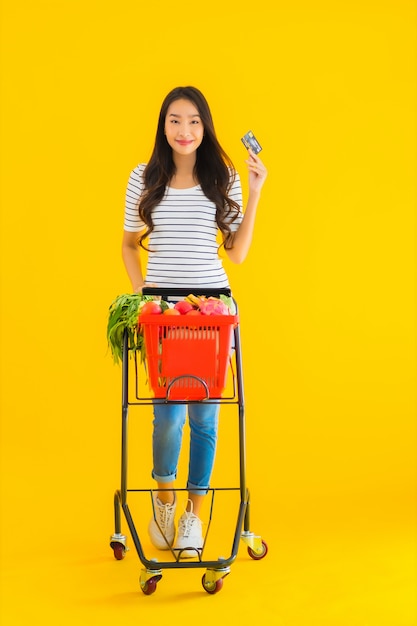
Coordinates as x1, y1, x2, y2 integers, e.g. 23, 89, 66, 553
241, 130, 262, 154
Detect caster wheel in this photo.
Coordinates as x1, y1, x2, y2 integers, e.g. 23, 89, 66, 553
111, 543, 126, 561
202, 574, 224, 594
248, 540, 268, 560
141, 575, 159, 596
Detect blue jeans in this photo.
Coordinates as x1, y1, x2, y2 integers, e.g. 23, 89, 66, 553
152, 402, 220, 495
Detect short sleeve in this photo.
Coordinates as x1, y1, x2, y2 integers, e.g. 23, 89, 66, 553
227, 170, 243, 232
123, 163, 146, 232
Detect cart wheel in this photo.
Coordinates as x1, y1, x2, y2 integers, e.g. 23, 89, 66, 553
248, 540, 268, 560
202, 574, 224, 594
112, 543, 126, 561
141, 576, 159, 596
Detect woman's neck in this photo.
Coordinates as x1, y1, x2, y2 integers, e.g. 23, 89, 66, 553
170, 154, 198, 189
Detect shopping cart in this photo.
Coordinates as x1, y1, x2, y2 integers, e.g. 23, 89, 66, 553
110, 288, 268, 594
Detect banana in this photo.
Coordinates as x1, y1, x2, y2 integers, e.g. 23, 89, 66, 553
185, 294, 206, 307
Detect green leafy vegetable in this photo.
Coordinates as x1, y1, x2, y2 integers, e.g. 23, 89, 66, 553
219, 294, 236, 314
107, 293, 153, 365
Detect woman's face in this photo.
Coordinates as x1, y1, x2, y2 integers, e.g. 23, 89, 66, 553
164, 99, 204, 156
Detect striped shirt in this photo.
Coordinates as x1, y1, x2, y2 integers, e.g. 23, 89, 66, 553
123, 163, 243, 289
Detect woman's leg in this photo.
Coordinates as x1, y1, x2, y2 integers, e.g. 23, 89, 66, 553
187, 403, 220, 516
148, 403, 186, 549
152, 402, 187, 503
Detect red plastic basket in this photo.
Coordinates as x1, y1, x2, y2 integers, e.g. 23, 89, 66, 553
138, 313, 239, 400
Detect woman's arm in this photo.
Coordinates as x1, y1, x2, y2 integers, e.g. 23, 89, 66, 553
122, 230, 146, 293
225, 149, 267, 264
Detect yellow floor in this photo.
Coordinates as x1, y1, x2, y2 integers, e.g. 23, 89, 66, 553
1, 479, 415, 625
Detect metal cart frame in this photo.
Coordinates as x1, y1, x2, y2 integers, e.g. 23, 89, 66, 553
110, 288, 267, 594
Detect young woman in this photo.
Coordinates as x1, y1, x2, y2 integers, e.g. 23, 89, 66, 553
122, 86, 267, 557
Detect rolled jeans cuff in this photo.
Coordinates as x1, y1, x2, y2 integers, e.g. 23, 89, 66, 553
152, 470, 177, 484
186, 481, 210, 496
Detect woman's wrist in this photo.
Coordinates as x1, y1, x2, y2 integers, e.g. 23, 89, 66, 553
248, 187, 262, 200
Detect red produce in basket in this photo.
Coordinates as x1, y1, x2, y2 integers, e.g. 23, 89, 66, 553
199, 299, 230, 316
140, 301, 163, 315
174, 300, 195, 315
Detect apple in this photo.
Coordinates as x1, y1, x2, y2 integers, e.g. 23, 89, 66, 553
140, 301, 162, 315
174, 300, 195, 315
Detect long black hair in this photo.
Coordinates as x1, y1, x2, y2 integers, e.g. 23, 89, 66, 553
137, 86, 240, 251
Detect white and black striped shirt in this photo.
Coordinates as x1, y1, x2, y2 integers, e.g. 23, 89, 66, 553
123, 163, 243, 289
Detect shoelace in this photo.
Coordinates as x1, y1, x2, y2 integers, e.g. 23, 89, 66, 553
157, 501, 174, 527
178, 512, 200, 538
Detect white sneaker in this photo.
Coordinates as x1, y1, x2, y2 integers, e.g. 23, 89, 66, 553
148, 496, 176, 550
174, 501, 203, 558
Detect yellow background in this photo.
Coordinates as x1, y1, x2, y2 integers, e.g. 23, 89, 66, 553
0, 1, 415, 624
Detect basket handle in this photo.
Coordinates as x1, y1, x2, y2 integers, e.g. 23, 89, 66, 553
142, 287, 232, 298
166, 375, 210, 401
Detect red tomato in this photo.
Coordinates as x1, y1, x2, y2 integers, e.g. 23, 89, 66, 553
174, 300, 195, 315
163, 308, 181, 315
185, 309, 200, 316
140, 301, 162, 315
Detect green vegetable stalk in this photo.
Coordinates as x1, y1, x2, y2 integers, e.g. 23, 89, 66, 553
107, 293, 153, 365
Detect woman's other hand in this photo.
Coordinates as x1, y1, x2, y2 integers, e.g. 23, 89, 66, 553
246, 148, 267, 193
